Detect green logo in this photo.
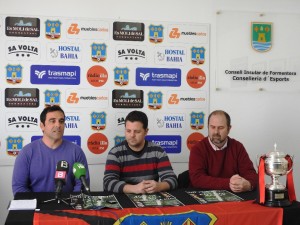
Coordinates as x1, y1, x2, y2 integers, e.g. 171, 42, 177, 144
251, 22, 272, 52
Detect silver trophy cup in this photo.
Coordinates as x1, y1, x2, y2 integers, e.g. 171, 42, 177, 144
263, 145, 292, 207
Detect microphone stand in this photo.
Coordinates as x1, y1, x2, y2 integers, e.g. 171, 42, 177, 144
42, 192, 70, 206
42, 196, 70, 205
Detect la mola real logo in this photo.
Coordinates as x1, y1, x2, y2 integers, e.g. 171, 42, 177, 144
251, 22, 272, 52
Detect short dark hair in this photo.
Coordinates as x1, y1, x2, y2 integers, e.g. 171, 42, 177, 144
40, 105, 65, 125
125, 110, 148, 130
208, 110, 231, 127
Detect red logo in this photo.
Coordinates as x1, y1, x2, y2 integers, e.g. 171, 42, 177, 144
55, 171, 67, 179
186, 132, 205, 151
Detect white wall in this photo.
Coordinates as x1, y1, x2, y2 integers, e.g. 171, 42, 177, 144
1, 0, 300, 224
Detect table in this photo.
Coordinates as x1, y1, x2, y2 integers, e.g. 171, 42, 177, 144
5, 189, 300, 225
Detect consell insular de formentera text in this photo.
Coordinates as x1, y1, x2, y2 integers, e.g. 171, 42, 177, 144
225, 70, 296, 82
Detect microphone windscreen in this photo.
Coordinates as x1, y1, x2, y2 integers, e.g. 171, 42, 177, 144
73, 162, 86, 179
55, 160, 69, 186
56, 160, 69, 172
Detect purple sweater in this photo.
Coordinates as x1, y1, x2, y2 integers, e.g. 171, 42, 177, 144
12, 139, 89, 196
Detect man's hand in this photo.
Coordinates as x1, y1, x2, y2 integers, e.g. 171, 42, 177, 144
143, 180, 160, 193
123, 181, 148, 194
123, 180, 170, 194
229, 174, 252, 192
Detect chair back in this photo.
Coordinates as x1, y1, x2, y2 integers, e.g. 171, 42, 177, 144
177, 170, 190, 188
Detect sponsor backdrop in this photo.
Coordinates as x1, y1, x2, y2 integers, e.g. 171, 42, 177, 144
0, 15, 210, 165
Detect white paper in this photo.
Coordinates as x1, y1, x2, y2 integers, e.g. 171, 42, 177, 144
8, 199, 37, 210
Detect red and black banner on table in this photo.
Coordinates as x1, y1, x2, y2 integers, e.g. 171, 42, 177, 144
34, 200, 282, 225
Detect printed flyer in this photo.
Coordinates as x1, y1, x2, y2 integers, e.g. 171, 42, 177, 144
127, 192, 184, 208
70, 193, 122, 210
186, 190, 244, 204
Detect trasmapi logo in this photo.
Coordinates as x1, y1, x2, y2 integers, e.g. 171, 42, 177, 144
66, 20, 109, 40
139, 72, 150, 81
30, 65, 80, 85
6, 41, 40, 61
66, 89, 109, 108
167, 91, 207, 109
136, 67, 181, 87
146, 135, 181, 154
168, 24, 209, 43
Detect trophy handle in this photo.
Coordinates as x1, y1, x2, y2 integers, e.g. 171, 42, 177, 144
286, 155, 294, 174
256, 154, 266, 168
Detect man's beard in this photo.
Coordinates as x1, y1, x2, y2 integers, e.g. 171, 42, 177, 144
211, 134, 225, 145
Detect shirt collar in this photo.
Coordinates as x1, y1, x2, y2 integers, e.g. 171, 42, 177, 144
208, 137, 228, 151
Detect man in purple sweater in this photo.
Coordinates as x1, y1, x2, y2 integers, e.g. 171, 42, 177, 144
12, 105, 89, 196
189, 110, 258, 192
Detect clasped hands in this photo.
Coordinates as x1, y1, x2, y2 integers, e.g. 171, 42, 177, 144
229, 174, 252, 192
134, 180, 160, 194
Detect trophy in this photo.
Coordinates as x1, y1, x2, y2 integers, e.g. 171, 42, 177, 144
258, 143, 296, 207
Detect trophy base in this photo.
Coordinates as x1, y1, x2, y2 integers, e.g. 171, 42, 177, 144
264, 189, 291, 207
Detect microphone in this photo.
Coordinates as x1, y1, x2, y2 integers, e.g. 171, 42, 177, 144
54, 160, 69, 200
73, 162, 90, 194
